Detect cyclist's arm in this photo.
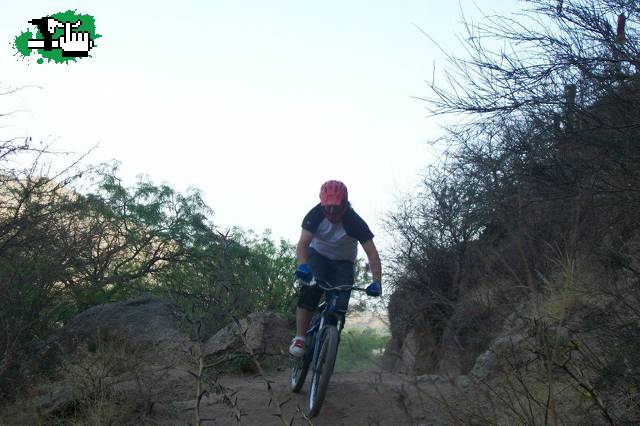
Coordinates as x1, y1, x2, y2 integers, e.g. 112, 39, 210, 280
296, 228, 314, 264
361, 239, 382, 284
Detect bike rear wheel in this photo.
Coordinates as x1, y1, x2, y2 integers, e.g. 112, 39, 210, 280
289, 351, 310, 392
308, 325, 339, 417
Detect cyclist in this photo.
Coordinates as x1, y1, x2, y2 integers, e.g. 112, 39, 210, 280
289, 180, 382, 357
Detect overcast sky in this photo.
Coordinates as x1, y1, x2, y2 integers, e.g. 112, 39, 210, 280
1, 0, 520, 255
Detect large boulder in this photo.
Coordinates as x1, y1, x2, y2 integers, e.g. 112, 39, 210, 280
381, 335, 403, 371
34, 295, 191, 368
65, 295, 186, 345
30, 296, 191, 418
381, 327, 440, 375
203, 311, 289, 371
28, 298, 289, 419
469, 333, 532, 381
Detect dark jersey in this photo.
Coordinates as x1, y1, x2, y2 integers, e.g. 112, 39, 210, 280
301, 203, 374, 261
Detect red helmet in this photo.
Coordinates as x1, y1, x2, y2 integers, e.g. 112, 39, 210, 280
320, 180, 348, 205
319, 180, 348, 223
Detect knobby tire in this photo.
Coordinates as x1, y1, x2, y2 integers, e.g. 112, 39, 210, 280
290, 350, 310, 392
308, 325, 339, 417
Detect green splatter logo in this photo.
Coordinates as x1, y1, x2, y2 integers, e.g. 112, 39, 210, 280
13, 10, 101, 64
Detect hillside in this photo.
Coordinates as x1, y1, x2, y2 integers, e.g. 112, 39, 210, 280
381, 0, 640, 423
344, 310, 389, 334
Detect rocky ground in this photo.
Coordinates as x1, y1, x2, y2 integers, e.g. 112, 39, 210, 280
182, 370, 466, 426
14, 296, 473, 425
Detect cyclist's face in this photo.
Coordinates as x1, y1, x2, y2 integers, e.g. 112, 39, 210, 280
323, 204, 343, 215
322, 202, 347, 223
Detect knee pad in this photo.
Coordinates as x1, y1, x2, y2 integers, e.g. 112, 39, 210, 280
297, 284, 323, 310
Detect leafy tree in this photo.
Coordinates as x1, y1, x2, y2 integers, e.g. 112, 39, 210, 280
0, 133, 297, 400
59, 172, 214, 313
156, 228, 297, 337
336, 328, 389, 372
0, 142, 92, 395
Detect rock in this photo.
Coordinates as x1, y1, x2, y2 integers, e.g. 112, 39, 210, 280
33, 296, 192, 369
32, 379, 144, 416
413, 373, 471, 389
30, 296, 192, 416
66, 295, 185, 343
51, 295, 191, 365
416, 374, 450, 385
454, 375, 472, 389
32, 384, 81, 415
382, 328, 439, 375
381, 335, 403, 371
203, 311, 289, 368
469, 333, 534, 381
399, 329, 422, 373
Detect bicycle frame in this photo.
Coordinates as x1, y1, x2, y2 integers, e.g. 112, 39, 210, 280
307, 290, 344, 367
305, 277, 356, 346
289, 278, 368, 416
304, 278, 365, 374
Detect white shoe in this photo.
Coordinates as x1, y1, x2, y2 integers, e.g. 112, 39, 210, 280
289, 337, 306, 357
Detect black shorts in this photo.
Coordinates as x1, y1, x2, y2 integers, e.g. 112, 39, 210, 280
297, 248, 355, 313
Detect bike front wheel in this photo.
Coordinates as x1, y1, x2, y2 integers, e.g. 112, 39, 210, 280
308, 325, 339, 417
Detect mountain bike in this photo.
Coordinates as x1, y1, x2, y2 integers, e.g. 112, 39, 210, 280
289, 277, 368, 417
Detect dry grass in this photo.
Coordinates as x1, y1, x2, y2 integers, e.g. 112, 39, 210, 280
1, 329, 180, 425
420, 245, 636, 425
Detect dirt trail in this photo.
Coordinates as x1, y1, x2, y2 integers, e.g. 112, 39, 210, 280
179, 370, 462, 426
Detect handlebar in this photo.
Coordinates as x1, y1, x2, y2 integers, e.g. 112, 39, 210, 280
302, 277, 368, 293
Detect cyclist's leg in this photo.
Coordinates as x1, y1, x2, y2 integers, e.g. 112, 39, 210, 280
295, 248, 330, 336
327, 258, 355, 315
295, 289, 320, 336
306, 247, 332, 284
293, 286, 320, 356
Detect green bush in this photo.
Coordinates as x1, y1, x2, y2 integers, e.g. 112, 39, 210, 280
0, 135, 297, 403
336, 328, 389, 372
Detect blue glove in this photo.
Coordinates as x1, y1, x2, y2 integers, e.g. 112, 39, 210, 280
366, 282, 382, 297
295, 264, 313, 283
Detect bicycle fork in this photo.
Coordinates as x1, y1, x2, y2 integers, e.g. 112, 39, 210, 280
310, 315, 326, 372
310, 313, 343, 373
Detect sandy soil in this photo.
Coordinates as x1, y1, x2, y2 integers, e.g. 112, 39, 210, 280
173, 369, 461, 426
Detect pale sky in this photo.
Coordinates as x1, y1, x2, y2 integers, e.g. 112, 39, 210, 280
1, 0, 520, 256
